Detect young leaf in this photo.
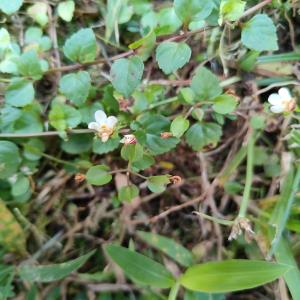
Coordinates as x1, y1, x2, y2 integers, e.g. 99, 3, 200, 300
0, 141, 21, 178
59, 71, 91, 107
212, 94, 238, 114
17, 50, 43, 79
171, 116, 190, 138
241, 14, 278, 51
0, 0, 23, 14
118, 185, 139, 202
185, 122, 222, 151
180, 260, 290, 293
174, 0, 214, 24
219, 0, 246, 23
57, 1, 75, 22
110, 56, 144, 97
121, 143, 144, 163
137, 231, 194, 267
105, 244, 175, 288
86, 165, 112, 186
156, 42, 191, 74
63, 28, 97, 63
27, 2, 48, 27
19, 250, 95, 282
191, 67, 222, 101
147, 175, 170, 193
5, 78, 34, 107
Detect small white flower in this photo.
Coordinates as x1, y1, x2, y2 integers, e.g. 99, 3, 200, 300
268, 87, 296, 114
88, 110, 118, 142
120, 134, 137, 145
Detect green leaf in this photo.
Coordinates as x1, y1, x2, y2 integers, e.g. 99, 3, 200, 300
156, 42, 191, 74
180, 260, 290, 293
93, 135, 120, 154
19, 250, 95, 282
131, 153, 155, 172
147, 175, 170, 193
110, 56, 144, 97
59, 71, 91, 106
105, 244, 175, 288
0, 141, 21, 179
0, 0, 23, 14
137, 231, 194, 267
219, 0, 245, 23
121, 143, 143, 162
17, 50, 43, 79
57, 1, 75, 22
184, 291, 225, 300
185, 122, 222, 151
63, 28, 97, 63
86, 165, 112, 186
118, 185, 139, 202
27, 2, 48, 27
23, 139, 45, 161
61, 134, 93, 154
241, 14, 278, 51
5, 78, 34, 107
191, 67, 222, 100
171, 116, 189, 138
49, 102, 81, 132
155, 7, 182, 36
212, 94, 238, 114
174, 0, 214, 24
11, 174, 30, 197
146, 134, 179, 155
275, 238, 300, 300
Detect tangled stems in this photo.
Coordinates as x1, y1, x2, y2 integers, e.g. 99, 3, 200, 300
238, 129, 255, 218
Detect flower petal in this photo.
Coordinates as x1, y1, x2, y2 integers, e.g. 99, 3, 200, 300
278, 87, 291, 100
88, 122, 100, 131
106, 116, 118, 128
268, 93, 281, 105
95, 110, 107, 124
270, 104, 284, 113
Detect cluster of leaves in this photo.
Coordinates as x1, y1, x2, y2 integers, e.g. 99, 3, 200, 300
0, 0, 300, 299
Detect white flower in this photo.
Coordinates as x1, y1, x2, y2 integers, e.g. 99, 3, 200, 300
120, 134, 137, 145
88, 110, 118, 142
268, 87, 296, 113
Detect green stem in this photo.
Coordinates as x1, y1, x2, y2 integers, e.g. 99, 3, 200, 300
238, 130, 255, 218
168, 282, 180, 300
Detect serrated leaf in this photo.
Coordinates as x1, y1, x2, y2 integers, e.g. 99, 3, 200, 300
0, 0, 23, 14
86, 165, 112, 186
147, 175, 170, 193
180, 260, 290, 293
171, 116, 190, 137
63, 28, 97, 63
105, 244, 175, 288
185, 122, 222, 151
57, 1, 75, 22
241, 14, 278, 51
19, 250, 95, 282
137, 231, 194, 267
93, 135, 120, 154
174, 0, 214, 24
5, 78, 34, 107
59, 71, 91, 107
121, 143, 143, 162
156, 42, 191, 74
110, 56, 144, 97
131, 154, 155, 172
212, 94, 238, 114
191, 67, 222, 101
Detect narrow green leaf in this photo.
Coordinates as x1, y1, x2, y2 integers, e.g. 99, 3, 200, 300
19, 250, 95, 282
180, 260, 290, 293
137, 231, 194, 267
105, 245, 175, 288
